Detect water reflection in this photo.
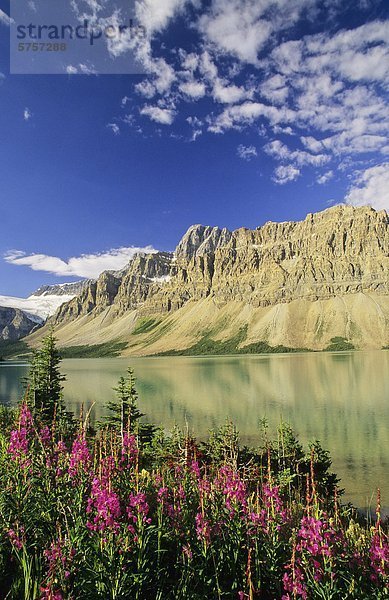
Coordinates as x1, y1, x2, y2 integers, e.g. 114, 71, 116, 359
1, 351, 388, 508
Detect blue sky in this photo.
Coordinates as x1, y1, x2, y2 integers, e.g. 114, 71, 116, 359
0, 0, 388, 296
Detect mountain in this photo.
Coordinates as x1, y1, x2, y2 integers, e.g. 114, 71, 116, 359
0, 280, 91, 323
27, 205, 389, 354
32, 281, 91, 297
0, 307, 39, 342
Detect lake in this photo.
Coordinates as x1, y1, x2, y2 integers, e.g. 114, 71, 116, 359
1, 351, 388, 509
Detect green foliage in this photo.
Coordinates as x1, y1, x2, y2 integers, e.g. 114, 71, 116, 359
0, 394, 388, 598
158, 327, 308, 356
324, 336, 355, 351
24, 331, 74, 433
166, 327, 248, 355
240, 340, 308, 354
100, 368, 155, 446
26, 331, 65, 420
0, 364, 388, 599
0, 340, 32, 360
267, 423, 341, 502
203, 421, 240, 468
100, 368, 143, 435
58, 341, 128, 358
0, 405, 17, 434
132, 317, 161, 335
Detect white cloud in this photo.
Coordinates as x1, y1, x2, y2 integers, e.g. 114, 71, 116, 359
264, 140, 329, 167
212, 79, 251, 104
199, 50, 218, 81
272, 165, 300, 184
260, 74, 289, 104
0, 9, 12, 26
179, 80, 206, 99
198, 0, 315, 65
317, 170, 334, 184
141, 56, 176, 95
237, 144, 257, 161
301, 136, 325, 154
208, 101, 295, 133
65, 63, 97, 75
273, 125, 293, 135
140, 105, 175, 125
186, 116, 203, 141
115, 7, 388, 192
79, 63, 98, 75
267, 23, 389, 154
135, 0, 195, 36
4, 246, 158, 279
271, 20, 389, 84
135, 79, 157, 98
107, 123, 120, 135
23, 108, 32, 121
345, 163, 389, 211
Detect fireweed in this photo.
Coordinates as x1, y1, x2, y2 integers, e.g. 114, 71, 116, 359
0, 407, 388, 599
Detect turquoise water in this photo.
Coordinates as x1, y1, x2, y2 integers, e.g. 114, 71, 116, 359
1, 351, 388, 508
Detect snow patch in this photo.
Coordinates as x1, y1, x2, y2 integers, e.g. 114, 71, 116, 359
150, 276, 171, 284
0, 293, 76, 320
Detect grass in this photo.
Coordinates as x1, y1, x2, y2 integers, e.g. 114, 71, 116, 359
58, 341, 128, 358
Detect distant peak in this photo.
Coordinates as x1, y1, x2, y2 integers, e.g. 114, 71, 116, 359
175, 224, 232, 258
32, 280, 92, 297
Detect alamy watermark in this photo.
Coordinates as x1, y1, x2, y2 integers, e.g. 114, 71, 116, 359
10, 1, 146, 74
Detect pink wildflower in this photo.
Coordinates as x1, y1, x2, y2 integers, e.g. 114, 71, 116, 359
282, 565, 307, 600
297, 516, 338, 558
39, 425, 52, 447
127, 492, 151, 529
195, 512, 211, 546
86, 476, 121, 533
216, 465, 247, 515
8, 404, 33, 463
182, 544, 193, 560
7, 527, 24, 550
120, 433, 138, 467
19, 403, 33, 428
370, 530, 389, 581
68, 433, 91, 479
40, 586, 63, 600
190, 460, 201, 478
8, 428, 29, 461
44, 540, 66, 567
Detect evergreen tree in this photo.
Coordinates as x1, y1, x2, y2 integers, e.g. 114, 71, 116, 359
101, 368, 144, 439
25, 330, 72, 429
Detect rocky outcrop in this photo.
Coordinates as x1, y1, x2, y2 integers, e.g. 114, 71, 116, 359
31, 205, 389, 352
0, 307, 39, 341
140, 204, 389, 312
175, 225, 232, 258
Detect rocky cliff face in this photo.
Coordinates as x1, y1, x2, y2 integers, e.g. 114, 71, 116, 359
175, 225, 232, 258
0, 307, 39, 341
33, 205, 389, 352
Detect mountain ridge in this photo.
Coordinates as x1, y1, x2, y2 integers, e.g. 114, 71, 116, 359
0, 307, 39, 342
26, 204, 389, 354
